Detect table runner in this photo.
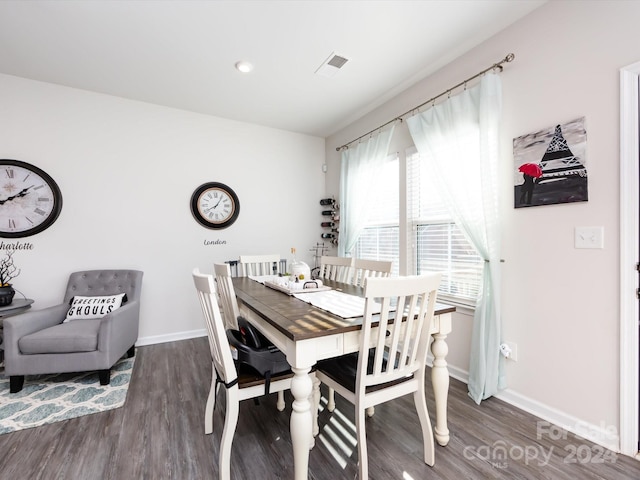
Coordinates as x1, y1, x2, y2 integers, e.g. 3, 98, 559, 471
293, 290, 380, 318
248, 275, 279, 284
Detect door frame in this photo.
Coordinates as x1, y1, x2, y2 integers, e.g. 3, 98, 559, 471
620, 60, 640, 456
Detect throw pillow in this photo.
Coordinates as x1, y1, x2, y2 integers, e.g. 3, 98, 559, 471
64, 293, 128, 322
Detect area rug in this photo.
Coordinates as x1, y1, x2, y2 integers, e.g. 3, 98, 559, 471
0, 355, 134, 434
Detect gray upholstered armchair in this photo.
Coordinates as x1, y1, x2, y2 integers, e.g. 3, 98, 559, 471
3, 269, 143, 393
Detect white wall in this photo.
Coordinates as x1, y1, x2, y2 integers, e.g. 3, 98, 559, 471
325, 0, 638, 450
0, 74, 325, 343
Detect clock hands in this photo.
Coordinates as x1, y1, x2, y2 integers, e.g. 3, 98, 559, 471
202, 196, 226, 215
213, 196, 224, 209
0, 185, 35, 205
15, 186, 34, 199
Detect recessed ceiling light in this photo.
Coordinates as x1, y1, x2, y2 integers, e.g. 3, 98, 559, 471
235, 61, 254, 73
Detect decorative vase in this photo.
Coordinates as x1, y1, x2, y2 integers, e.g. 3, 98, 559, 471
0, 285, 15, 307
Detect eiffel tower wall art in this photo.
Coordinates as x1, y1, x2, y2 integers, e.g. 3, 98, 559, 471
513, 117, 587, 208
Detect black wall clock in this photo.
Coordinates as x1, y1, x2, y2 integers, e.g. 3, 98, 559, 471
190, 182, 240, 229
0, 159, 63, 238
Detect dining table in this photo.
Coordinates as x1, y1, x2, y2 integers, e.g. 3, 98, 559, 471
232, 276, 456, 480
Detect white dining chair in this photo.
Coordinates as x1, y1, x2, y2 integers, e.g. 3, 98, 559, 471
192, 268, 293, 480
213, 263, 286, 413
318, 255, 354, 283
326, 257, 393, 414
351, 258, 393, 287
239, 254, 281, 276
315, 273, 442, 479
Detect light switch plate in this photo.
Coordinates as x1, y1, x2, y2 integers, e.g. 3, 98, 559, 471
575, 226, 604, 249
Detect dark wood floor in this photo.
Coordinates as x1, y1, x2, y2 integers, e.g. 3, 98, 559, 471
1, 337, 639, 479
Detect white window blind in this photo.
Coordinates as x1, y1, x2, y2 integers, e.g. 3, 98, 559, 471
407, 150, 483, 303
354, 226, 399, 276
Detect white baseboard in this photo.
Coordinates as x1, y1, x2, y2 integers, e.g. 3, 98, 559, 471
494, 388, 620, 453
445, 363, 469, 385
136, 329, 206, 347
426, 359, 621, 453
426, 354, 469, 384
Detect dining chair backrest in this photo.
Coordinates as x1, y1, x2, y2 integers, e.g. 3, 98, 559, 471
359, 273, 441, 392
192, 268, 237, 389
318, 255, 354, 283
352, 258, 393, 287
213, 263, 241, 331
239, 254, 281, 276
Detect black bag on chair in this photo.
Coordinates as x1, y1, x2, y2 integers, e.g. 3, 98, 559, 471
226, 316, 289, 395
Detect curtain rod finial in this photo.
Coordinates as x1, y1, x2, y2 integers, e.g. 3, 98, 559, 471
505, 53, 515, 62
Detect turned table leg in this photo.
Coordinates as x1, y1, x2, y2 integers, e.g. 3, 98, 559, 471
431, 331, 450, 446
290, 366, 313, 479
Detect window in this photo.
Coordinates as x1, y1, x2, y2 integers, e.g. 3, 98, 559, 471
353, 155, 399, 276
353, 225, 399, 275
352, 150, 483, 305
407, 150, 483, 303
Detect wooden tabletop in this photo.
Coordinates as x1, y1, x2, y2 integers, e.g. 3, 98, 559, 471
232, 277, 455, 342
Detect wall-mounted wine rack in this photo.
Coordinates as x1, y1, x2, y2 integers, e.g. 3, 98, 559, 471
320, 198, 339, 245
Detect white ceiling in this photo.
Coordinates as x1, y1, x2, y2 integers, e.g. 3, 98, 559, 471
0, 0, 545, 138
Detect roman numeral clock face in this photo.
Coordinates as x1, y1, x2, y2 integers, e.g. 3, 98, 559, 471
0, 160, 63, 238
190, 182, 240, 229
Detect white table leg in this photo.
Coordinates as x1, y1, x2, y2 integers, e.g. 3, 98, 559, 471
430, 331, 450, 446
290, 366, 313, 479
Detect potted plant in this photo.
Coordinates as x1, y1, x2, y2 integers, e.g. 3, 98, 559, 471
0, 249, 20, 306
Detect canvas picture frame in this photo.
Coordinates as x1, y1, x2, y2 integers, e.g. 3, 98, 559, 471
514, 117, 588, 208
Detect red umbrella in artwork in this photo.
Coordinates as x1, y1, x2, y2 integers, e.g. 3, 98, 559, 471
518, 163, 543, 178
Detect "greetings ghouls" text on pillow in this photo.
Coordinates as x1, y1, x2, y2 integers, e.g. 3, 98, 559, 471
64, 293, 128, 322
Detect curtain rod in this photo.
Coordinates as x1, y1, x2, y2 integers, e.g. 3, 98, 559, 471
336, 53, 515, 152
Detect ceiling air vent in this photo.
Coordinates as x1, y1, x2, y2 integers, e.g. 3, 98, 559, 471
315, 52, 350, 78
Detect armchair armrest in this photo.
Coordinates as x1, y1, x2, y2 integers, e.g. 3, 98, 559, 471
97, 301, 140, 357
3, 303, 69, 357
